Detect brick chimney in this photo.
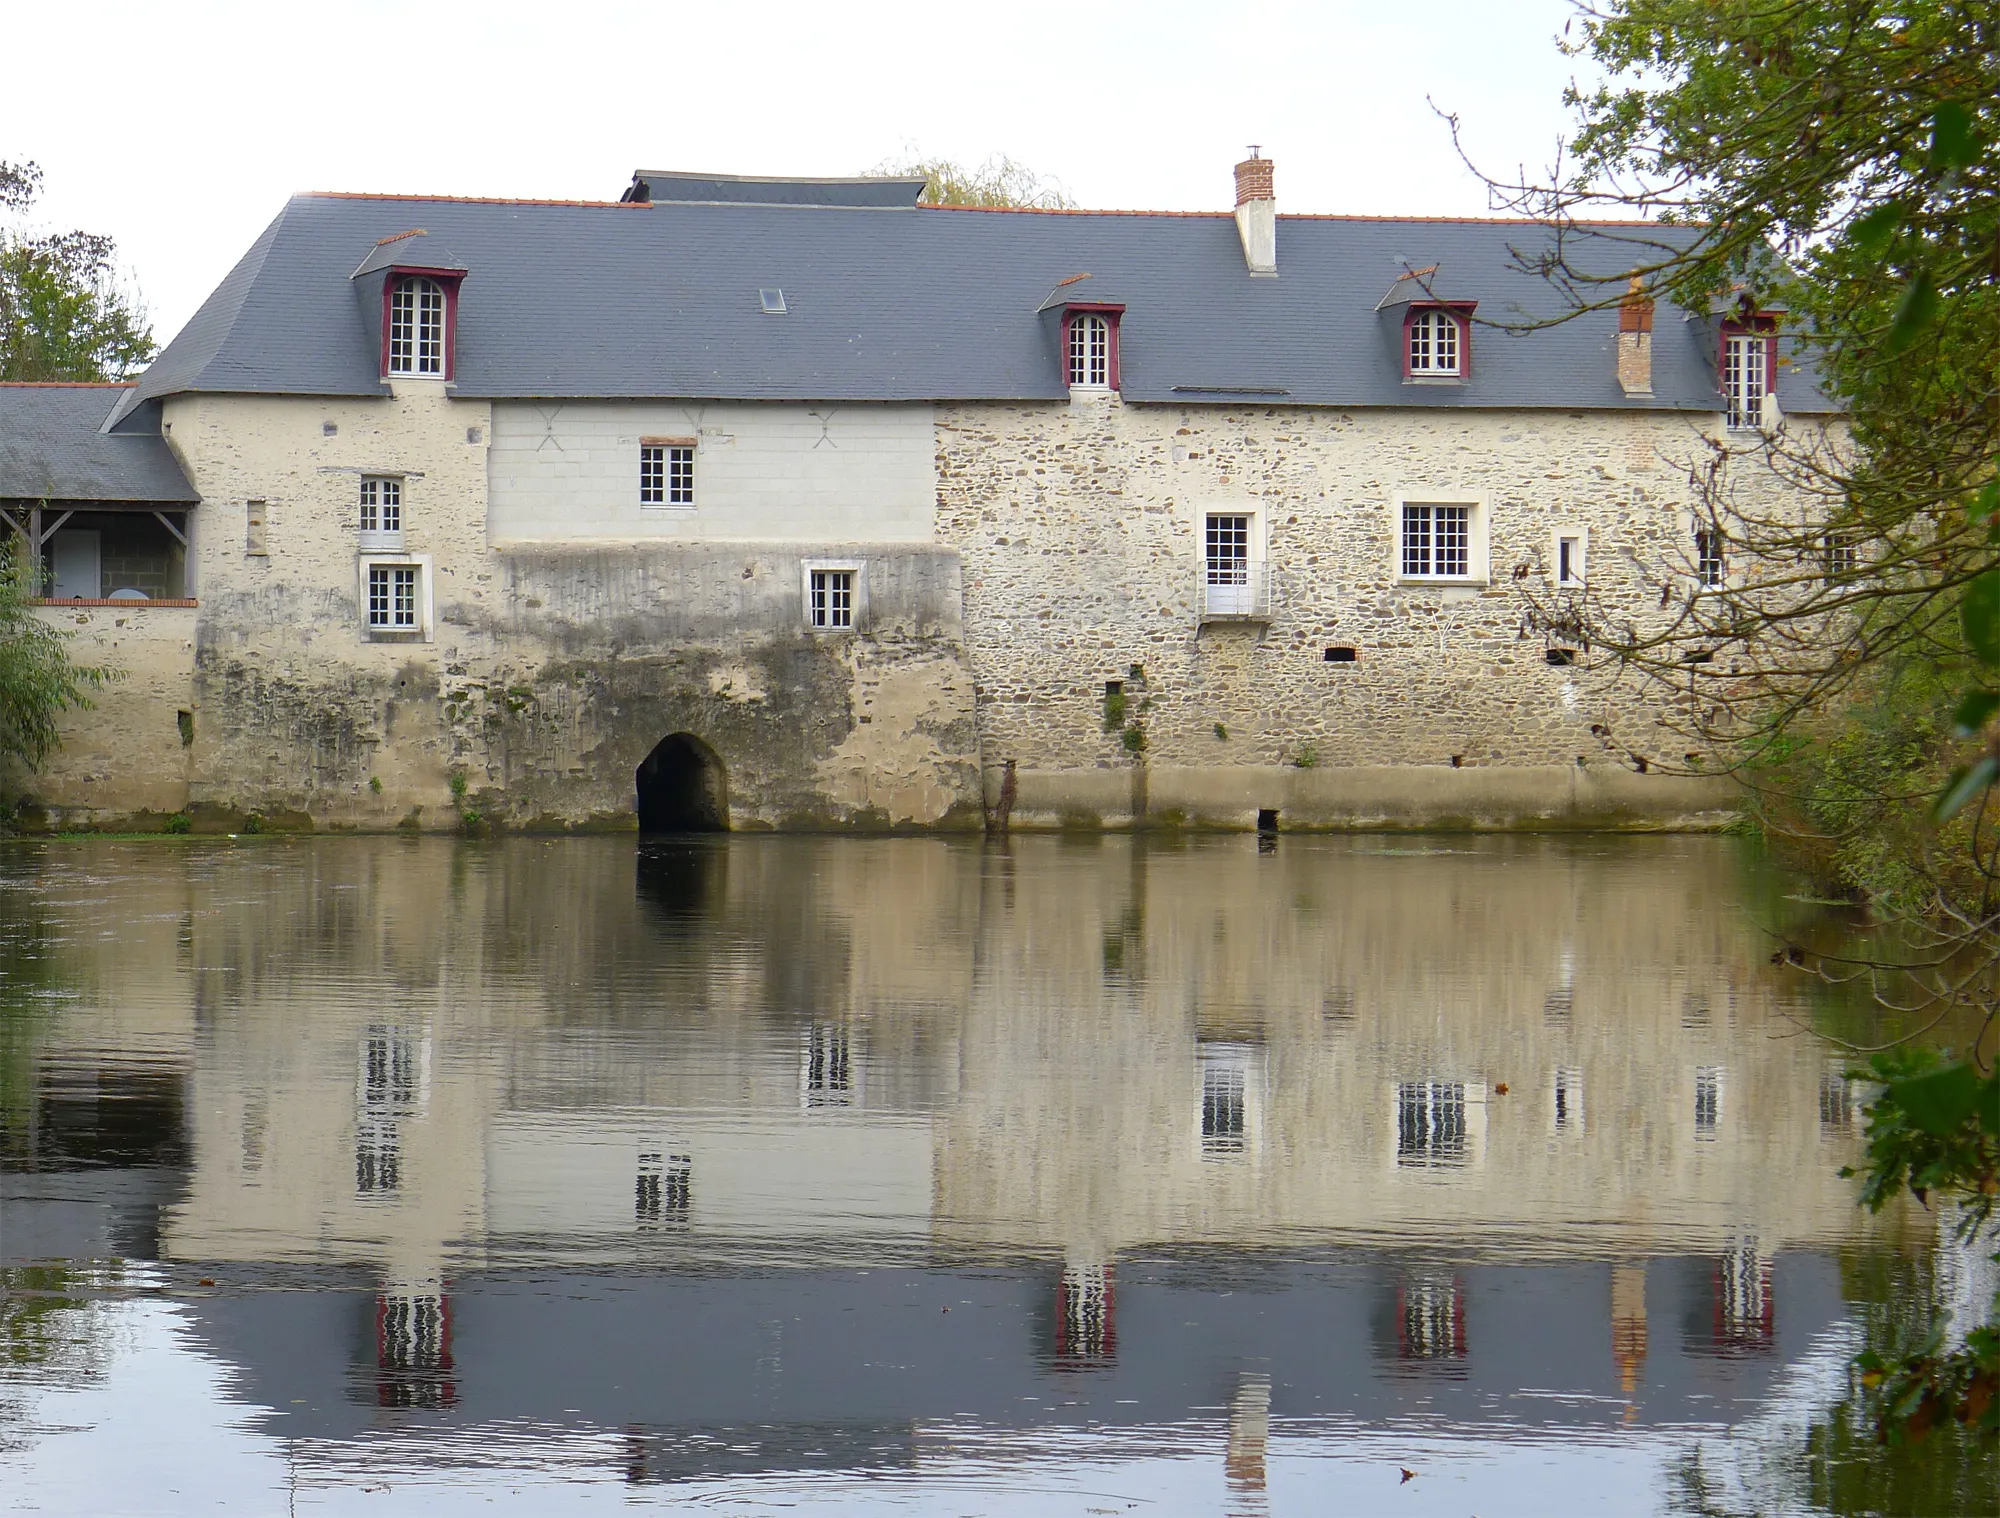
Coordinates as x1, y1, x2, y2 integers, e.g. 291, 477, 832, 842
1233, 151, 1276, 275
1617, 277, 1654, 396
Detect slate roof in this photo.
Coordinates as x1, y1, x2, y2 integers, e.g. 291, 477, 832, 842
0, 385, 198, 502
111, 187, 1837, 426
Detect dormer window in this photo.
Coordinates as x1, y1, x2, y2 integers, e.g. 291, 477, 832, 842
1407, 308, 1463, 376
1722, 324, 1776, 429
387, 276, 446, 375
1068, 313, 1111, 388
1058, 306, 1122, 392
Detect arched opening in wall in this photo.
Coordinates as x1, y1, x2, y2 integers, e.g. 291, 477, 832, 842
635, 733, 730, 834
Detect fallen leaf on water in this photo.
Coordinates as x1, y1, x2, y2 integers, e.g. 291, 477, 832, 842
1494, 1083, 1509, 1096
1399, 1468, 1416, 1484
197, 1278, 215, 1287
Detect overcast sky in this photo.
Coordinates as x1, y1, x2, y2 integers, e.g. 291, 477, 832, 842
2, 0, 1600, 347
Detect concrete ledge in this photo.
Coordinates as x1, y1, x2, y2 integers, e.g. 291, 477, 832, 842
992, 763, 1737, 832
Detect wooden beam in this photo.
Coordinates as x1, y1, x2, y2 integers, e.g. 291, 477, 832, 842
152, 510, 189, 548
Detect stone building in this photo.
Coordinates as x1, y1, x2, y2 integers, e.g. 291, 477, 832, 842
3, 158, 1834, 831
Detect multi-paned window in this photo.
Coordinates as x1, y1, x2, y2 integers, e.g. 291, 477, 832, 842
359, 476, 402, 546
1408, 309, 1462, 375
1396, 1080, 1468, 1167
367, 564, 419, 629
639, 442, 696, 506
1723, 330, 1768, 429
809, 568, 854, 629
1067, 313, 1111, 388
1695, 528, 1727, 588
387, 276, 447, 376
1401, 503, 1471, 578
1822, 531, 1859, 580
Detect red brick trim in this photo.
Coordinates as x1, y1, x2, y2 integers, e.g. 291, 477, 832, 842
32, 598, 198, 608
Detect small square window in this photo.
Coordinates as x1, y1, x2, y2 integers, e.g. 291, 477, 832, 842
1401, 503, 1472, 578
641, 441, 695, 507
1823, 531, 1859, 580
810, 568, 854, 629
367, 564, 419, 629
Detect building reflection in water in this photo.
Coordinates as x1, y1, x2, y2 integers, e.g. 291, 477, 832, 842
0, 833, 1928, 1494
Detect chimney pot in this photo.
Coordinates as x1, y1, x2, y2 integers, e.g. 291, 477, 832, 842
1232, 154, 1276, 275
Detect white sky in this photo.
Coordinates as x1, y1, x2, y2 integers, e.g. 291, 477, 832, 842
1, 0, 1599, 347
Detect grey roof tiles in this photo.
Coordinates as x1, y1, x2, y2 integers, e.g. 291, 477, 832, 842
113, 189, 1838, 423
0, 386, 198, 503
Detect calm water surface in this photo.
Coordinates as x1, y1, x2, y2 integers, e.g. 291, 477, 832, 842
0, 835, 1967, 1514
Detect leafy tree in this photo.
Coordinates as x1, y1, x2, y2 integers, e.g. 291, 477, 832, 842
1445, 0, 1998, 1447
866, 152, 1075, 209
0, 543, 107, 780
1, 159, 154, 381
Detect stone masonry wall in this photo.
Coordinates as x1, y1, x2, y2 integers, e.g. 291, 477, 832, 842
936, 395, 1804, 827
79, 386, 984, 833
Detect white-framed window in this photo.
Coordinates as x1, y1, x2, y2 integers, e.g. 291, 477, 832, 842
808, 567, 855, 629
1396, 1080, 1468, 1167
1694, 1065, 1723, 1139
1401, 502, 1472, 578
1201, 511, 1266, 618
635, 1149, 691, 1228
1723, 330, 1767, 429
369, 564, 418, 629
359, 553, 434, 641
1555, 528, 1587, 586
802, 1022, 853, 1108
1068, 313, 1111, 389
387, 276, 447, 377
640, 440, 696, 507
1695, 528, 1726, 588
359, 476, 403, 549
355, 1119, 400, 1194
1408, 309, 1462, 376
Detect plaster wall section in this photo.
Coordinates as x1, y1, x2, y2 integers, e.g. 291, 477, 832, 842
138, 387, 978, 832
937, 396, 1806, 828
24, 606, 197, 821
488, 402, 936, 543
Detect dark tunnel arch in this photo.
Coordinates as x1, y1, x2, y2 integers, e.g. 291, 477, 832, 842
635, 733, 730, 834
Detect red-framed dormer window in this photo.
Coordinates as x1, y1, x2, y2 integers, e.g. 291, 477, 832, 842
1405, 305, 1472, 378
381, 271, 462, 380
1720, 316, 1778, 429
1061, 305, 1122, 390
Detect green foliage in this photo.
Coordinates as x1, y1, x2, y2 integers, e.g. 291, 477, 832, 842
0, 543, 109, 779
160, 813, 189, 835
447, 770, 469, 804
1214, 721, 1229, 741
1120, 724, 1146, 754
1290, 745, 1320, 769
1102, 688, 1126, 731
1840, 1045, 1999, 1443
239, 813, 262, 835
368, 775, 382, 795
1, 160, 154, 381
865, 152, 1074, 209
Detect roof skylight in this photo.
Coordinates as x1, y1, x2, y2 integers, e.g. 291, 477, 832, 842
759, 289, 787, 314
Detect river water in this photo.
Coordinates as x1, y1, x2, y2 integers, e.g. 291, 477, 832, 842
0, 835, 1979, 1515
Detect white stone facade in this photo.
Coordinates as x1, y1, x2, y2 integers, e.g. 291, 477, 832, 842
487, 402, 936, 544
